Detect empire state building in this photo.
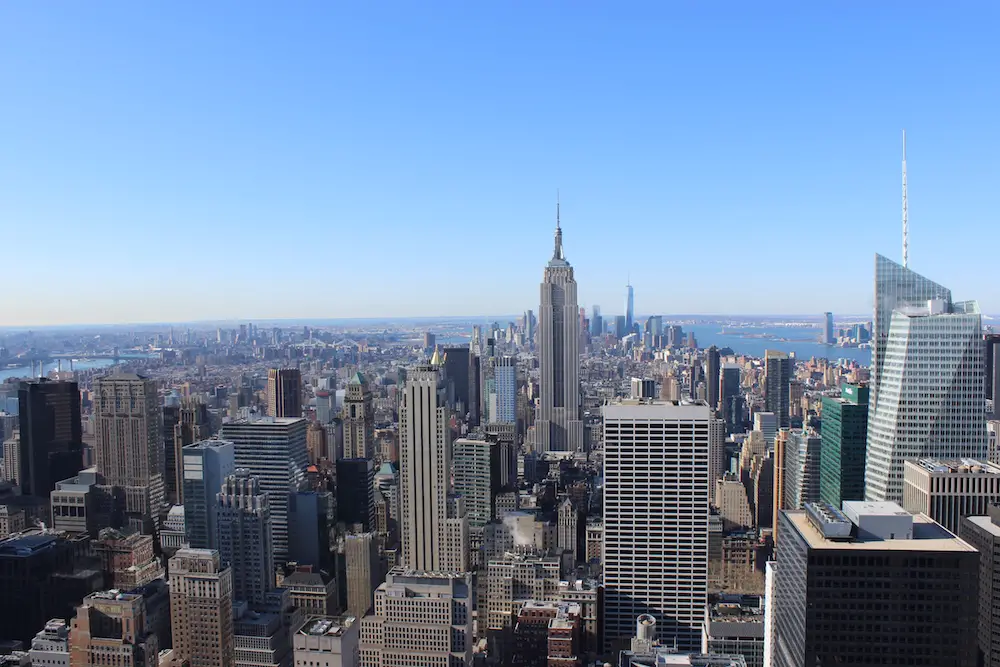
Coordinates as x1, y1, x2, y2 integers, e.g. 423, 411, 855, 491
535, 205, 583, 452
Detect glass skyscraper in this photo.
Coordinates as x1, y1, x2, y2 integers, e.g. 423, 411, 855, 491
866, 256, 987, 502
819, 383, 869, 507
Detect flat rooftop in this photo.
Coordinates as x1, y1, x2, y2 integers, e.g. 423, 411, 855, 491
298, 616, 356, 637
909, 458, 1000, 475
787, 511, 976, 552
964, 515, 1000, 537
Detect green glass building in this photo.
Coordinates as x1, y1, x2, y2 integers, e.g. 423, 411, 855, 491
819, 383, 869, 507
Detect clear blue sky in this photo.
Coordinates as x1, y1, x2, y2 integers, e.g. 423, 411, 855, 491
2, 2, 998, 325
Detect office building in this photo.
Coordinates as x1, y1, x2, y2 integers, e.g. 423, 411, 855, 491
398, 367, 462, 571
336, 458, 375, 532
217, 470, 273, 605
169, 549, 234, 667
960, 506, 1000, 667
2, 431, 19, 486
774, 502, 978, 667
182, 439, 235, 550
590, 306, 603, 338
358, 569, 473, 667
782, 430, 821, 510
763, 352, 791, 428
702, 595, 765, 667
342, 373, 374, 460
705, 347, 721, 413
715, 475, 753, 531
293, 616, 359, 667
822, 312, 834, 345
719, 364, 742, 433
288, 490, 334, 573
487, 356, 517, 425
442, 346, 473, 418
603, 399, 710, 651
69, 591, 158, 667
92, 529, 163, 591
167, 398, 211, 505
902, 458, 1000, 534
624, 282, 635, 333
536, 208, 583, 452
29, 619, 70, 667
268, 368, 302, 418
0, 530, 103, 646
865, 286, 987, 503
93, 373, 164, 533
453, 435, 516, 529
771, 430, 789, 539
283, 567, 338, 617
485, 553, 562, 632
17, 379, 82, 499
819, 383, 868, 507
307, 421, 328, 464
344, 533, 381, 619
220, 416, 308, 565
50, 468, 100, 536
987, 334, 1000, 418
753, 412, 777, 450
871, 254, 952, 409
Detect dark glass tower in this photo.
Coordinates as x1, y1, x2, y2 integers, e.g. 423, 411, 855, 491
18, 378, 83, 498
819, 383, 869, 507
764, 351, 792, 428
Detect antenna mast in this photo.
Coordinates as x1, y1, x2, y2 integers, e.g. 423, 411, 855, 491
902, 129, 908, 268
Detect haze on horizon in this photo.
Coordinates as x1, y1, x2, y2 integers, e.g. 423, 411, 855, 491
2, 2, 998, 327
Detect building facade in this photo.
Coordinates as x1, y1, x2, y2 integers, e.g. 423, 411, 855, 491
220, 416, 308, 565
818, 383, 868, 507
763, 352, 791, 429
342, 373, 375, 460
182, 439, 235, 550
268, 368, 302, 419
93, 374, 164, 534
217, 470, 273, 605
602, 400, 710, 652
168, 549, 235, 667
18, 379, 83, 499
535, 212, 583, 452
865, 286, 987, 503
774, 502, 978, 667
902, 458, 1000, 534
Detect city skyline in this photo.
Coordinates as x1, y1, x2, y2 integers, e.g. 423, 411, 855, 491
2, 3, 999, 325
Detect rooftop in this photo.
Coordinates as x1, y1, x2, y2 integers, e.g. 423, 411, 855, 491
298, 615, 357, 637
787, 510, 975, 552
909, 458, 1000, 475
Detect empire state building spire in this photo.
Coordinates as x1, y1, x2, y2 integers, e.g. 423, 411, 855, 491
553, 196, 563, 261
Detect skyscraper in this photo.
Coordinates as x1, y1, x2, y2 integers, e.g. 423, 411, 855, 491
590, 305, 603, 338
342, 372, 374, 460
217, 470, 273, 606
220, 416, 309, 564
536, 206, 582, 453
822, 312, 834, 345
774, 502, 978, 667
487, 356, 517, 425
819, 384, 869, 507
182, 439, 235, 550
865, 284, 986, 503
986, 334, 1000, 419
17, 378, 83, 499
442, 347, 472, 417
398, 366, 453, 571
764, 351, 791, 428
959, 506, 1000, 667
267, 368, 302, 418
871, 254, 952, 409
624, 282, 635, 333
93, 373, 164, 533
719, 364, 742, 433
168, 398, 210, 505
336, 458, 375, 532
169, 549, 235, 667
603, 399, 710, 652
704, 347, 720, 414
344, 532, 381, 619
